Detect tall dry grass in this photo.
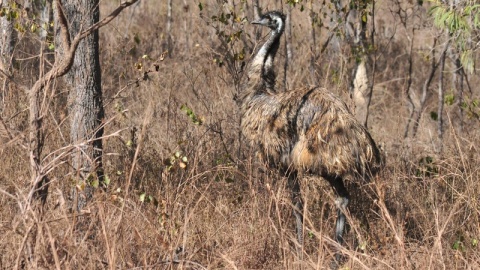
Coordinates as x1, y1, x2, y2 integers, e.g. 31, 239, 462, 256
0, 0, 479, 269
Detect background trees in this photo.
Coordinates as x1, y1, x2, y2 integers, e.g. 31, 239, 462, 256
0, 0, 479, 269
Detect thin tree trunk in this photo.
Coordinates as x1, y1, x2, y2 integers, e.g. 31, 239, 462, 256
0, 0, 17, 110
437, 39, 449, 151
308, 0, 317, 84
285, 5, 293, 62
412, 38, 438, 137
348, 2, 372, 127
283, 5, 292, 92
183, 0, 190, 55
453, 55, 464, 133
61, 0, 105, 211
365, 1, 377, 128
166, 0, 173, 57
252, 0, 261, 41
23, 0, 52, 40
404, 30, 415, 138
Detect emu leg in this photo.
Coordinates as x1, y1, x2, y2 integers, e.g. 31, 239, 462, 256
289, 174, 304, 259
324, 174, 350, 266
334, 195, 349, 262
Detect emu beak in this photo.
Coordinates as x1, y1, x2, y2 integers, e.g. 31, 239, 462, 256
251, 17, 267, 25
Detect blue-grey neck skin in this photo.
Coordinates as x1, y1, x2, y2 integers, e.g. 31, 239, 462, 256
249, 27, 282, 81
243, 14, 285, 98
263, 34, 280, 90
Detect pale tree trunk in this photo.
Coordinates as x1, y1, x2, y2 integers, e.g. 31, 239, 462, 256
351, 59, 370, 126
308, 0, 317, 84
252, 0, 261, 41
347, 1, 374, 128
23, 0, 52, 40
283, 5, 292, 92
166, 0, 173, 57
60, 0, 104, 211
182, 0, 190, 54
0, 0, 17, 111
437, 38, 449, 152
451, 53, 464, 133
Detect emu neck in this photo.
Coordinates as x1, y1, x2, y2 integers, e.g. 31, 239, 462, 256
263, 34, 280, 89
243, 28, 283, 101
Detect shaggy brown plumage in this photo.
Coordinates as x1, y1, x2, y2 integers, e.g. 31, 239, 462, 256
240, 11, 383, 265
241, 87, 382, 177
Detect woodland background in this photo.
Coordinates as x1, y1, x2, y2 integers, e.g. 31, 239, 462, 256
0, 0, 479, 269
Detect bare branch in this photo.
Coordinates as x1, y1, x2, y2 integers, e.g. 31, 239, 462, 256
54, 0, 71, 51
31, 0, 141, 96
78, 0, 140, 40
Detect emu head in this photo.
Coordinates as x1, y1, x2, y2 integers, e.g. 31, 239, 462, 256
251, 11, 285, 32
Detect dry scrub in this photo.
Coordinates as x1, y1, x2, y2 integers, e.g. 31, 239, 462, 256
1, 1, 479, 269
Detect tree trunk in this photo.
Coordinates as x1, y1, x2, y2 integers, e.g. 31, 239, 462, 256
452, 54, 464, 133
308, 0, 317, 84
283, 5, 293, 92
252, 0, 261, 41
166, 0, 173, 57
0, 0, 17, 111
348, 2, 373, 128
351, 59, 370, 126
61, 0, 105, 211
437, 38, 449, 152
23, 0, 52, 40
182, 0, 190, 54
412, 37, 438, 138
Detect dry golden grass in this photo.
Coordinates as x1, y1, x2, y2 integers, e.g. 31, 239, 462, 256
1, 0, 479, 269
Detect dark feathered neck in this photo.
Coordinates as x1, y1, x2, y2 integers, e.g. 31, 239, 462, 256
241, 23, 284, 103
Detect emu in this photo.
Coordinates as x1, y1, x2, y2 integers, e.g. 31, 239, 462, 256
240, 11, 383, 264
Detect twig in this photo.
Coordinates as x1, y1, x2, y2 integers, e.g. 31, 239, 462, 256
43, 222, 61, 270
14, 224, 35, 270
0, 188, 16, 200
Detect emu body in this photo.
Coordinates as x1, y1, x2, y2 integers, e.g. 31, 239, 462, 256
241, 88, 381, 177
240, 11, 383, 264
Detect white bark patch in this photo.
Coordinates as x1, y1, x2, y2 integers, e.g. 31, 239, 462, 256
352, 61, 369, 125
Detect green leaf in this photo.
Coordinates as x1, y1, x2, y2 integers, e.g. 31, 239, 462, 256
104, 174, 111, 186
445, 93, 455, 105
473, 99, 479, 107
430, 111, 438, 121
91, 179, 99, 188
461, 50, 474, 74
362, 13, 368, 23
452, 240, 463, 251
139, 192, 146, 202
133, 33, 141, 44
198, 2, 203, 11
